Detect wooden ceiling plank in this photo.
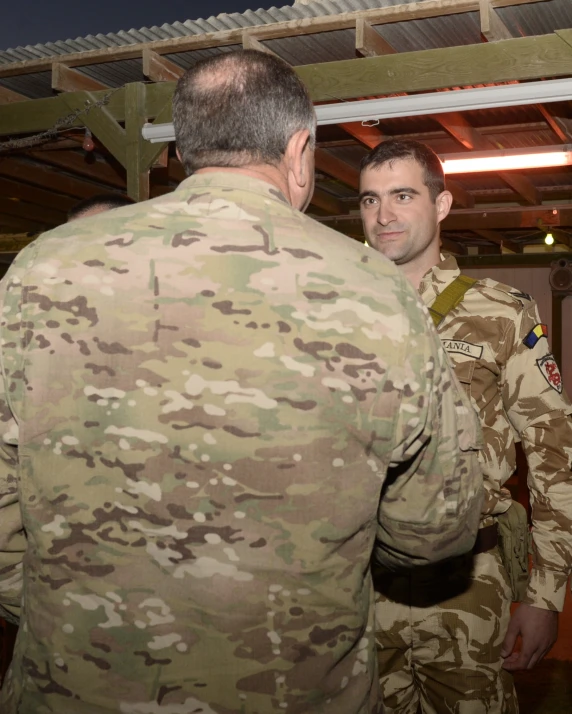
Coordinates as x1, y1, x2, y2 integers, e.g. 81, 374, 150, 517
473, 228, 522, 253
479, 0, 514, 41
0, 215, 44, 233
355, 19, 397, 58
52, 63, 109, 92
142, 49, 184, 82
315, 149, 359, 189
444, 207, 571, 231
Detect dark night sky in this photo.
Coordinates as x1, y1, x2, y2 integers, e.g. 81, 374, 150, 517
1, 0, 277, 51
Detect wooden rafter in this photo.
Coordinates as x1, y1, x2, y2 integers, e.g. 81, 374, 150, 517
479, 0, 514, 41
435, 112, 540, 205
142, 50, 184, 82
52, 64, 108, 92
315, 149, 359, 189
472, 228, 522, 253
355, 19, 396, 58
0, 85, 28, 104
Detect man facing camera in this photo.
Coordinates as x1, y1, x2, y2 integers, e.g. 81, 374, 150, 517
360, 138, 572, 714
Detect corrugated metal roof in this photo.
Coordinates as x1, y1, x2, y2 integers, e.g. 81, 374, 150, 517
1, 0, 571, 99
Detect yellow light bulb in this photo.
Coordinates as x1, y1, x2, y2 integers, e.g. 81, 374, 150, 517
545, 233, 555, 245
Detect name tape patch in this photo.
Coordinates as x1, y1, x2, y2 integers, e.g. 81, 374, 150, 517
537, 354, 563, 393
442, 339, 483, 360
523, 323, 548, 349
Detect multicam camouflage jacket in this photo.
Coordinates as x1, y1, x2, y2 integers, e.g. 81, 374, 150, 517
420, 255, 572, 612
0, 173, 482, 714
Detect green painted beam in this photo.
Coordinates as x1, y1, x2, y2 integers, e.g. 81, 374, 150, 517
295, 31, 572, 101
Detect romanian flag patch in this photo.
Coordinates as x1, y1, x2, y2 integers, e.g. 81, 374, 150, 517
523, 323, 548, 349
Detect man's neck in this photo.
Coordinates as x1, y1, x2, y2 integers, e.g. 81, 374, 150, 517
400, 252, 440, 291
195, 165, 292, 205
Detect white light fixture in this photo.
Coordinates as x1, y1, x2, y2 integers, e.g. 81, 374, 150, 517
545, 232, 555, 246
441, 145, 572, 174
142, 77, 572, 143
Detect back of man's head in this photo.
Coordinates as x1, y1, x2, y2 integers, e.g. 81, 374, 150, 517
67, 194, 135, 222
173, 50, 316, 175
360, 138, 445, 203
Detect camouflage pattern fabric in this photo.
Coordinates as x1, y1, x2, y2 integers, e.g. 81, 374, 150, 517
0, 174, 483, 714
375, 254, 572, 714
420, 255, 572, 611
375, 548, 517, 714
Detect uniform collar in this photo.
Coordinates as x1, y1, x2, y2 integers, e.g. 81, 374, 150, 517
418, 254, 461, 306
175, 171, 290, 206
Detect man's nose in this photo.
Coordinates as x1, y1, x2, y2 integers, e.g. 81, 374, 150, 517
377, 201, 397, 226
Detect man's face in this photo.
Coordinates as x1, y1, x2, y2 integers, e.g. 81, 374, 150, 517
359, 158, 450, 267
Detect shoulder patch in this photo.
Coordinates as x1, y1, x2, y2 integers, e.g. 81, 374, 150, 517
536, 354, 563, 393
442, 339, 483, 360
523, 323, 548, 349
510, 290, 532, 302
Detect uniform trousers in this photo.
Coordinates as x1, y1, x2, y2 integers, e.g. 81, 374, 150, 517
374, 547, 518, 714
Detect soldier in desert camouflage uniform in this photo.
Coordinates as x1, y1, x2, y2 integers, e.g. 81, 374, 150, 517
359, 138, 572, 714
0, 52, 482, 714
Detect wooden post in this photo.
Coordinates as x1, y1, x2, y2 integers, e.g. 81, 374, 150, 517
125, 83, 150, 202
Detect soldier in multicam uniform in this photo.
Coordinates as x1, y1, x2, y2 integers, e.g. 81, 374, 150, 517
359, 138, 572, 714
0, 53, 482, 713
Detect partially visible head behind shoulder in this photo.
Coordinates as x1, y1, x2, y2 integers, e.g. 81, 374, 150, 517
173, 50, 317, 211
360, 138, 445, 203
67, 194, 135, 222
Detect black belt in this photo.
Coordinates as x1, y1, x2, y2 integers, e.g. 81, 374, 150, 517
472, 523, 498, 555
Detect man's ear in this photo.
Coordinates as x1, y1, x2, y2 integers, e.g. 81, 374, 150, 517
285, 129, 312, 188
436, 190, 453, 223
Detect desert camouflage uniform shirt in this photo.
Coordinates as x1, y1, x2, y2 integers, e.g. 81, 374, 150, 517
0, 174, 482, 714
420, 255, 572, 611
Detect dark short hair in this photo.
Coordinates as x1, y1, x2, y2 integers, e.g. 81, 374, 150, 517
360, 139, 445, 202
67, 194, 135, 222
173, 49, 316, 175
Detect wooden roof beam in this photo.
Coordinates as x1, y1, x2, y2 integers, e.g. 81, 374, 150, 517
436, 112, 540, 205
315, 149, 359, 189
0, 177, 76, 214
355, 18, 396, 58
479, 0, 514, 41
340, 121, 383, 149
52, 63, 108, 92
536, 105, 572, 143
447, 180, 475, 208
27, 150, 125, 187
0, 196, 64, 226
142, 50, 184, 82
242, 33, 280, 57
310, 187, 346, 216
473, 228, 522, 253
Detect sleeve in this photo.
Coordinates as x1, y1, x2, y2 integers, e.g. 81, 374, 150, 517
374, 292, 484, 570
0, 259, 29, 624
502, 300, 572, 612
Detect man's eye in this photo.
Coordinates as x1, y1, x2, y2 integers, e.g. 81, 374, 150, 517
396, 194, 411, 201
362, 197, 377, 206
